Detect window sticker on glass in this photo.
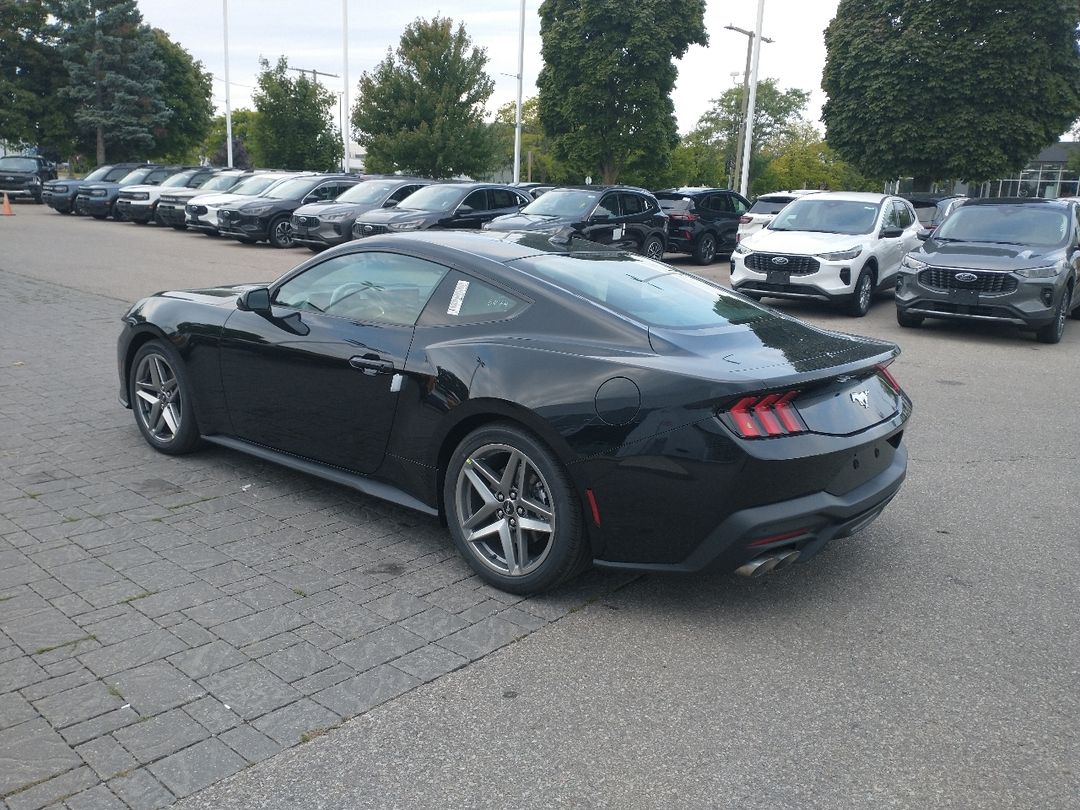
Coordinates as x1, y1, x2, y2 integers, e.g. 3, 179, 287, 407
448, 279, 470, 315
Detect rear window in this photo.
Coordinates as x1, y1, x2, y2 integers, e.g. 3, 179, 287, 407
514, 253, 764, 329
748, 197, 795, 214
658, 197, 694, 212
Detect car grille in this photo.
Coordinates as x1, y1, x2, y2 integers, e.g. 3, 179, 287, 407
218, 210, 239, 222
294, 215, 319, 227
919, 268, 1018, 294
187, 204, 207, 215
354, 223, 387, 238
745, 253, 820, 275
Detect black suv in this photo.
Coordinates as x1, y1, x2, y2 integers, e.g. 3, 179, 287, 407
0, 155, 57, 203
484, 185, 668, 258
217, 174, 360, 248
42, 163, 143, 214
654, 187, 749, 264
352, 182, 530, 239
895, 198, 1080, 343
291, 177, 432, 250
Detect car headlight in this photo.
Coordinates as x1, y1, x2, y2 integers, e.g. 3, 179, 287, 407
131, 192, 150, 201
733, 242, 752, 255
90, 189, 106, 197
901, 255, 927, 271
244, 204, 275, 216
817, 246, 863, 261
51, 184, 68, 192
389, 220, 423, 231
29, 176, 42, 185
1016, 263, 1065, 279
321, 211, 349, 222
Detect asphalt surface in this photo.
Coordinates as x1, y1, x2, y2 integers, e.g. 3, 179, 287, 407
3, 204, 1078, 809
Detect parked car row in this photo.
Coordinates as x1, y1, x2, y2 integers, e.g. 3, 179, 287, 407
730, 191, 1079, 343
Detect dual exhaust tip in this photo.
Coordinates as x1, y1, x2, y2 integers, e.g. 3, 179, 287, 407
736, 549, 801, 578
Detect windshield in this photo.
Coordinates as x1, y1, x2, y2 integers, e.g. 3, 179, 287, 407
770, 198, 881, 235
0, 157, 39, 172
118, 168, 153, 186
230, 175, 289, 196
749, 197, 797, 215
161, 171, 199, 188
396, 184, 465, 212
934, 205, 1068, 247
517, 253, 765, 329
522, 189, 600, 217
197, 173, 243, 192
80, 166, 112, 182
263, 177, 320, 200
335, 180, 401, 204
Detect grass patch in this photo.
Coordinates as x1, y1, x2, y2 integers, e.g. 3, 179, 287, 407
34, 634, 96, 656
300, 727, 328, 744
107, 683, 123, 699
292, 588, 307, 597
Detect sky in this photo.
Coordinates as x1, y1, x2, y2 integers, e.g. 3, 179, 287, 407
138, 0, 842, 135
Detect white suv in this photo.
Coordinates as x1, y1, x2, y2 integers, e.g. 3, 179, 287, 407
736, 189, 820, 243
730, 192, 922, 316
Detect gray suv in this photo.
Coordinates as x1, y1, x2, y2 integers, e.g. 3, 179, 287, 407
895, 198, 1080, 343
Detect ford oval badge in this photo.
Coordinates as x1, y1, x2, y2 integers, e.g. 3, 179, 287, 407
955, 272, 978, 283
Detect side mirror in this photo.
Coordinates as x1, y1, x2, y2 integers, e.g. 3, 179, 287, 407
456, 204, 474, 216
237, 287, 271, 313
880, 226, 904, 239
916, 228, 932, 241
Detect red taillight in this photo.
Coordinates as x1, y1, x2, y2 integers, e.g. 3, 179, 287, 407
724, 390, 806, 439
738, 215, 752, 224
669, 212, 699, 223
876, 361, 902, 393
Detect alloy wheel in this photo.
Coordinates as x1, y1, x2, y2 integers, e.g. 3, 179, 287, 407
453, 442, 555, 578
645, 237, 665, 260
133, 353, 183, 443
271, 218, 294, 248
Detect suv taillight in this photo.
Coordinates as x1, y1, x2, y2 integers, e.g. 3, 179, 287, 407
669, 212, 699, 222
723, 390, 807, 438
739, 215, 752, 224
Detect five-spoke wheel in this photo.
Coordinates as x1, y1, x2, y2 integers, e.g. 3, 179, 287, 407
445, 424, 586, 593
129, 341, 200, 454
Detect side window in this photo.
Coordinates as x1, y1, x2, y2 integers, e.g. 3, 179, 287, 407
594, 194, 618, 218
273, 251, 448, 326
897, 202, 915, 228
147, 170, 169, 185
421, 271, 528, 326
310, 184, 338, 202
490, 189, 520, 209
619, 193, 646, 216
883, 203, 901, 229
462, 189, 489, 211
390, 185, 420, 202
730, 195, 749, 215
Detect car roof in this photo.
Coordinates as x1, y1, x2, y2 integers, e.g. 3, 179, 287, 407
757, 189, 822, 199
788, 191, 891, 203
656, 187, 739, 195
339, 228, 617, 264
964, 196, 1071, 207
547, 185, 654, 194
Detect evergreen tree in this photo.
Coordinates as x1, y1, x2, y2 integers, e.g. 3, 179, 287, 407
49, 0, 170, 163
250, 57, 342, 171
537, 0, 707, 185
823, 0, 1080, 187
352, 17, 495, 178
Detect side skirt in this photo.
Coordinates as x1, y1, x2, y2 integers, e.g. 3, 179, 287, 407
202, 435, 439, 517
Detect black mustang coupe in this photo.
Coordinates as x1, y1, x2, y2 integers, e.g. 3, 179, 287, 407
118, 231, 912, 593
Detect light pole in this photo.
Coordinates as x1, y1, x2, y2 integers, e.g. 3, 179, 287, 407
222, 0, 233, 168
513, 0, 526, 184
739, 0, 767, 198
342, 0, 350, 172
724, 21, 773, 195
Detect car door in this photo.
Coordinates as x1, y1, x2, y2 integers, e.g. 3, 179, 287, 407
218, 251, 449, 474
896, 199, 922, 257
581, 192, 620, 245
617, 192, 650, 251
489, 188, 529, 222
444, 189, 489, 229
876, 201, 907, 280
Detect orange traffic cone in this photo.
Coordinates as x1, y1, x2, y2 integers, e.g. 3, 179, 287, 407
1, 193, 12, 216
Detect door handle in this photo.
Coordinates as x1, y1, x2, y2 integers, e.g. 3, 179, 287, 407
349, 355, 394, 375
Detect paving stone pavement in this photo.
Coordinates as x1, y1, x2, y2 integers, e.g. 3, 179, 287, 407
0, 269, 631, 809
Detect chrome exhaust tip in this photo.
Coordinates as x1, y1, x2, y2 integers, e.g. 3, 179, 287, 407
772, 549, 801, 571
736, 556, 781, 578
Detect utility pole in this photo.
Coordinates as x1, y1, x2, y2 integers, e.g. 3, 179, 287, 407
342, 0, 350, 172
222, 0, 232, 168
724, 21, 773, 196
287, 67, 340, 87
739, 0, 767, 198
513, 0, 526, 184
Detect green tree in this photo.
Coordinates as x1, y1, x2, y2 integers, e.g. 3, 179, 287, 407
49, 0, 170, 164
491, 96, 569, 182
823, 0, 1080, 189
352, 16, 495, 178
753, 123, 877, 195
0, 0, 77, 157
201, 109, 260, 168
537, 0, 707, 186
249, 57, 342, 171
147, 28, 213, 162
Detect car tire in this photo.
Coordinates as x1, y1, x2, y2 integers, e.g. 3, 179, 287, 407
91, 213, 107, 220
171, 224, 187, 231
846, 270, 873, 317
128, 341, 201, 456
444, 423, 588, 595
268, 215, 295, 248
693, 233, 717, 265
896, 309, 923, 328
236, 236, 258, 244
1036, 285, 1071, 344
59, 207, 72, 215
641, 235, 665, 260
1068, 284, 1080, 320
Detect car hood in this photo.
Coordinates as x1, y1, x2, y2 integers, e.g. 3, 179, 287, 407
191, 192, 264, 207
294, 201, 377, 217
358, 207, 438, 225
486, 213, 570, 231
118, 184, 158, 194
914, 240, 1066, 271
157, 284, 267, 307
160, 187, 213, 200
79, 182, 121, 193
745, 229, 870, 253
